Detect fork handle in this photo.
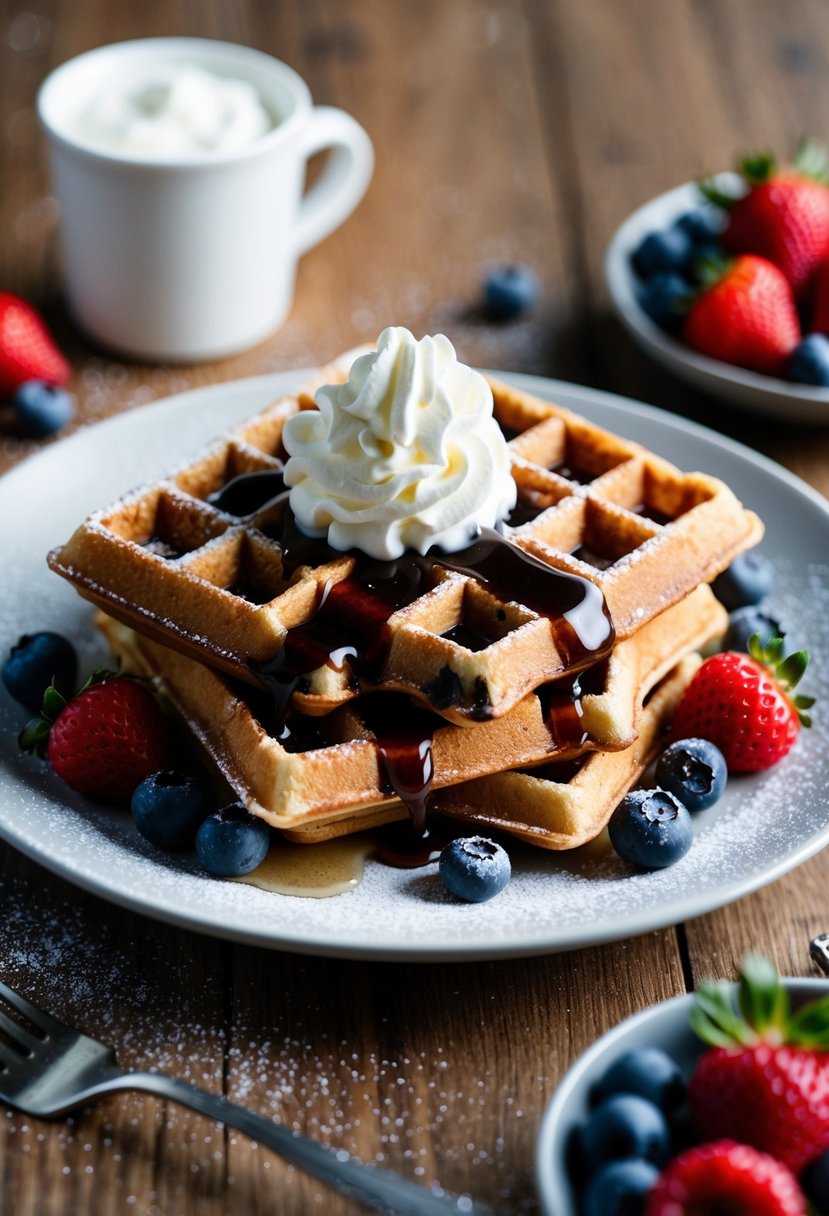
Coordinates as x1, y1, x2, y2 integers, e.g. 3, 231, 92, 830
100, 1071, 487, 1215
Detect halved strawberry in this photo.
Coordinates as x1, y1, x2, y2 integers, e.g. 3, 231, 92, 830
0, 292, 69, 396
669, 634, 813, 772
20, 672, 169, 803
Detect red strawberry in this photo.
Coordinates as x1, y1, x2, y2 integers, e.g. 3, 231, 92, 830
682, 255, 800, 377
20, 673, 169, 803
810, 256, 829, 333
703, 142, 829, 296
646, 1140, 805, 1216
0, 292, 69, 396
669, 634, 813, 772
687, 956, 829, 1175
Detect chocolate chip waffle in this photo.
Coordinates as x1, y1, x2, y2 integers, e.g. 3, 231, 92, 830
49, 366, 760, 726
95, 585, 725, 835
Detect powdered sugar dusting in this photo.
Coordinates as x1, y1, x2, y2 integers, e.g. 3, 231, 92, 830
1, 375, 829, 961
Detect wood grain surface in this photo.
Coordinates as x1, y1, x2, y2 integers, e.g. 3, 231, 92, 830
2, 1, 829, 1212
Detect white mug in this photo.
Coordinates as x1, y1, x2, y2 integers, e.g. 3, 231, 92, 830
37, 38, 374, 361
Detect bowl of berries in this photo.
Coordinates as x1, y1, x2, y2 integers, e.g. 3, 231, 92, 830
605, 142, 829, 422
536, 957, 829, 1216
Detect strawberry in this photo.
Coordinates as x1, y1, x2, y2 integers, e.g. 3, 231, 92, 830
646, 1140, 806, 1216
669, 634, 813, 772
20, 673, 169, 803
703, 141, 829, 296
687, 956, 829, 1175
0, 292, 69, 396
682, 255, 800, 377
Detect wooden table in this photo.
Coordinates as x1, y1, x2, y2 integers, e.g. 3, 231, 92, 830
3, 2, 829, 1212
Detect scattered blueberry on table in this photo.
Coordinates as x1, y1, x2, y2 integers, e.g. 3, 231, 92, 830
438, 836, 511, 902
482, 264, 539, 320
2, 631, 77, 712
131, 770, 211, 850
12, 379, 74, 437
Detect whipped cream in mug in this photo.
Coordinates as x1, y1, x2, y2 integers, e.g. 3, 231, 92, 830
282, 327, 517, 560
74, 63, 273, 156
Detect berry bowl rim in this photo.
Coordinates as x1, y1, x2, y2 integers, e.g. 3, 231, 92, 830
535, 976, 829, 1216
604, 175, 829, 424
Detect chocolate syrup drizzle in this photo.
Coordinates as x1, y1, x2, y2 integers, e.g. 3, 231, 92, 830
208, 466, 615, 830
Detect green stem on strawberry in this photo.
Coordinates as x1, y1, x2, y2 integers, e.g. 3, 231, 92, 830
691, 955, 829, 1051
793, 137, 829, 185
19, 668, 119, 759
747, 634, 815, 727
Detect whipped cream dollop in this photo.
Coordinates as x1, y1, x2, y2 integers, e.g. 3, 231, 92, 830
74, 64, 272, 157
282, 327, 517, 560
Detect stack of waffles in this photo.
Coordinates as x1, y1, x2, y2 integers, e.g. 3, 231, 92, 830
48, 362, 762, 851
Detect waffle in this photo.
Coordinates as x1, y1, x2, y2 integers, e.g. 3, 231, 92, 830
49, 367, 760, 726
430, 655, 702, 850
287, 656, 701, 849
95, 585, 725, 834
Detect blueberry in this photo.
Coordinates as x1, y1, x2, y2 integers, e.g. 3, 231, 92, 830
581, 1158, 660, 1216
608, 789, 693, 870
2, 631, 77, 712
655, 738, 727, 813
631, 227, 694, 279
790, 333, 829, 386
580, 1093, 670, 1169
675, 207, 726, 243
195, 802, 270, 877
131, 771, 211, 851
12, 380, 74, 438
802, 1146, 829, 1211
596, 1047, 687, 1114
438, 836, 511, 902
712, 552, 775, 611
724, 605, 789, 653
638, 273, 690, 328
482, 264, 540, 320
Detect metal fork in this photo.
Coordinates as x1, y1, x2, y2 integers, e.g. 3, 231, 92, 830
0, 976, 490, 1216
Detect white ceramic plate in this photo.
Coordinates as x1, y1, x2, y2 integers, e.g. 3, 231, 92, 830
535, 978, 829, 1216
605, 178, 829, 422
1, 371, 829, 961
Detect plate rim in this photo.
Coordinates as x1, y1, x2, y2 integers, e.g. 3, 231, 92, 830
1, 369, 829, 961
604, 178, 829, 420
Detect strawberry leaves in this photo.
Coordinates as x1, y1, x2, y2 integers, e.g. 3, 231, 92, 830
747, 634, 815, 727
691, 956, 829, 1051
18, 667, 118, 758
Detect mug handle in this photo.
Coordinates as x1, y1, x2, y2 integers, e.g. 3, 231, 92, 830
293, 106, 374, 257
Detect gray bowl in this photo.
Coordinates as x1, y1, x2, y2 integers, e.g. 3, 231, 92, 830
536, 978, 829, 1216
